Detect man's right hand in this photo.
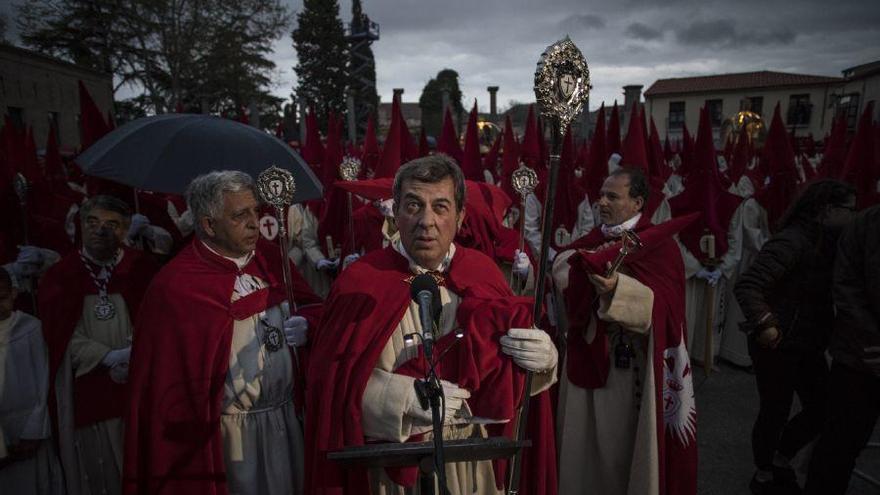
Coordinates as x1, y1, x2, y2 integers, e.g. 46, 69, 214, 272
407, 379, 471, 425
756, 327, 781, 348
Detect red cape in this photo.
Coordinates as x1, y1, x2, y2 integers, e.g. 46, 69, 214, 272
305, 245, 556, 495
39, 246, 159, 428
123, 239, 322, 495
563, 214, 698, 495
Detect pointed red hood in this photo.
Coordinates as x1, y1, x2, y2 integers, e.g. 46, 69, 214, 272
585, 104, 608, 203
520, 105, 543, 169
755, 103, 800, 228
606, 102, 622, 157
499, 115, 520, 200
374, 96, 403, 179
728, 123, 751, 184
677, 124, 695, 178
397, 99, 419, 163
361, 115, 380, 178
78, 80, 111, 150
301, 109, 325, 167
45, 125, 64, 181
669, 106, 743, 259
461, 102, 483, 181
20, 126, 42, 184
840, 102, 879, 208
541, 129, 584, 248
437, 107, 463, 163
620, 102, 649, 172
483, 133, 501, 183
648, 117, 671, 182
819, 115, 848, 179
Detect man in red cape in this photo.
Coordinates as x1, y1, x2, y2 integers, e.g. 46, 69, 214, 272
38, 195, 159, 495
306, 155, 558, 494
123, 171, 322, 495
553, 167, 698, 495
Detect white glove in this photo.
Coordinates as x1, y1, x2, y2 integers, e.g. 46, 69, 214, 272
13, 246, 56, 277
127, 213, 151, 241
377, 198, 395, 218
342, 253, 360, 270
316, 258, 339, 271
283, 315, 309, 347
109, 363, 129, 384
512, 249, 531, 279
407, 379, 471, 425
101, 346, 131, 368
500, 328, 558, 372
695, 267, 722, 287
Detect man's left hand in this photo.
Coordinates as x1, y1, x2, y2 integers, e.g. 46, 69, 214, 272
500, 328, 558, 372
284, 316, 309, 347
588, 261, 618, 295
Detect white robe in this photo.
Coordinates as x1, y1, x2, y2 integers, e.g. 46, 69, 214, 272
552, 254, 659, 495
524, 193, 595, 260
0, 311, 64, 495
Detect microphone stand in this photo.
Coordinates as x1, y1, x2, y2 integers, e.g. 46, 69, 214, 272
412, 326, 451, 495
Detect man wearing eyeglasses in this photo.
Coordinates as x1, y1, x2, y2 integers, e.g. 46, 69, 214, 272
38, 195, 159, 495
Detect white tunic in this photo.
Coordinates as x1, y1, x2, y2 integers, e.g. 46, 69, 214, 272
0, 311, 64, 495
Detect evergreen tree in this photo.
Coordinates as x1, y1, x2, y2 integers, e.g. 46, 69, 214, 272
292, 0, 349, 131
16, 0, 288, 128
419, 69, 465, 138
348, 0, 378, 140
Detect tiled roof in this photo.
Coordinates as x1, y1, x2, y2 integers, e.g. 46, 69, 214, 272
644, 71, 842, 97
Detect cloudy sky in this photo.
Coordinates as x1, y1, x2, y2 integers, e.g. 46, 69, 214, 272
4, 0, 879, 112
269, 0, 879, 112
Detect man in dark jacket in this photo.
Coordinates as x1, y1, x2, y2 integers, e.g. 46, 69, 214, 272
735, 179, 856, 494
805, 204, 880, 495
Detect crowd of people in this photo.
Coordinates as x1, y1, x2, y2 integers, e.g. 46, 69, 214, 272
0, 95, 878, 495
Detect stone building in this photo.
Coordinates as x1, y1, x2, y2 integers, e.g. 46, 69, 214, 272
0, 43, 113, 152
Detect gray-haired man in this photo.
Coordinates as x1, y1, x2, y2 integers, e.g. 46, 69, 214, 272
123, 171, 323, 494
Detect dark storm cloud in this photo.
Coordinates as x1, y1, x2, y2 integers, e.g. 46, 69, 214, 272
625, 22, 663, 41
675, 19, 796, 47
558, 14, 606, 32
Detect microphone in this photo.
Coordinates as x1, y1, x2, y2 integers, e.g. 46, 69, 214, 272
410, 273, 441, 360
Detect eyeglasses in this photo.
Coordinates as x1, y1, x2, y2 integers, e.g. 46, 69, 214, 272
84, 217, 123, 231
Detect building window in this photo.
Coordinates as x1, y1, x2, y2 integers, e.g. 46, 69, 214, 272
741, 96, 763, 116
706, 99, 723, 127
49, 111, 60, 142
787, 94, 812, 127
7, 106, 24, 131
669, 101, 685, 129
836, 93, 860, 130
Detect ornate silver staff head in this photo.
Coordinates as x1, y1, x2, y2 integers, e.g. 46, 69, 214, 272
511, 163, 539, 200
339, 155, 362, 182
534, 36, 591, 132
257, 165, 297, 210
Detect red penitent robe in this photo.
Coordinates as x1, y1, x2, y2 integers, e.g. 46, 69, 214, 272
39, 246, 159, 428
305, 245, 557, 495
122, 238, 322, 495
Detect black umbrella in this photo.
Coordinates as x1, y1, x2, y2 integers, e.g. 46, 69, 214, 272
76, 113, 323, 202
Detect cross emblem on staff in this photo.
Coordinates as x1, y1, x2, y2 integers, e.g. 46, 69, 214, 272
559, 73, 576, 98
262, 217, 276, 237
270, 179, 283, 196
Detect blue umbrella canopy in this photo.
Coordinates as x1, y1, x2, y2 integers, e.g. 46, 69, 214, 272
76, 114, 323, 202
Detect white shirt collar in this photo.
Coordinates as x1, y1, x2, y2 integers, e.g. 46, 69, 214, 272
601, 213, 642, 239
393, 238, 456, 274
201, 241, 254, 270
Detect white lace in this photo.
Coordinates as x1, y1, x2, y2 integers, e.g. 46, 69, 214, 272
601, 213, 642, 239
